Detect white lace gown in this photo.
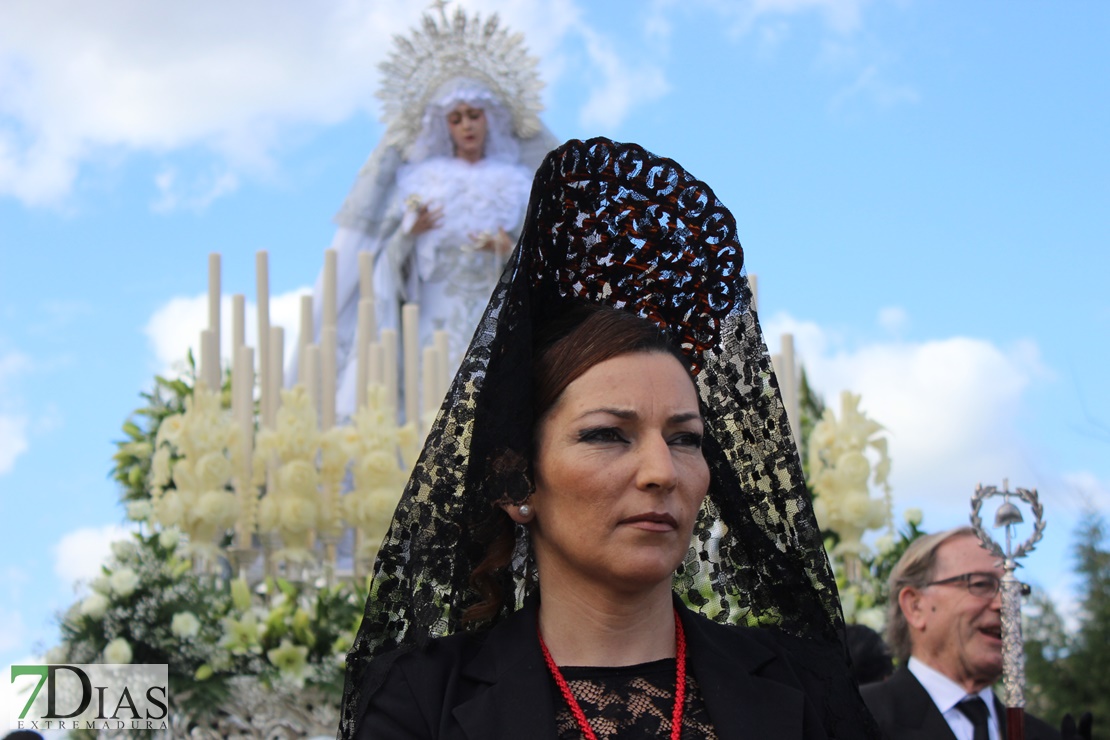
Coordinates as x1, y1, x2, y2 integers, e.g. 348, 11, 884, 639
390, 156, 533, 371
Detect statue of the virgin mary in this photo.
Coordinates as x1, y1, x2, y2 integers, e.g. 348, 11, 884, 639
296, 4, 558, 421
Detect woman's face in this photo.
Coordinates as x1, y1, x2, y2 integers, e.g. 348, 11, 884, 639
446, 102, 486, 163
528, 351, 710, 594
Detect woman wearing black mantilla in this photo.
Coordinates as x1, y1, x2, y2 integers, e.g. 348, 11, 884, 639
339, 137, 880, 739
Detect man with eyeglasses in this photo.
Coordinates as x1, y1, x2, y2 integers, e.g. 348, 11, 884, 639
861, 526, 1060, 739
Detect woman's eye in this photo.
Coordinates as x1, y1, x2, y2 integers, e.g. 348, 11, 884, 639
448, 114, 461, 125
467, 109, 483, 119
670, 432, 704, 449
578, 427, 627, 444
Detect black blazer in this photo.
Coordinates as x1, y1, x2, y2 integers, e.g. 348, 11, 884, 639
861, 666, 1060, 740
357, 597, 870, 739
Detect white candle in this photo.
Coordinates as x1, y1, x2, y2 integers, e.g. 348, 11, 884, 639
323, 249, 338, 329
233, 345, 255, 548
368, 341, 384, 387
422, 346, 439, 420
780, 333, 800, 444
401, 304, 419, 426
297, 293, 313, 383
356, 299, 373, 411
208, 252, 221, 340
747, 273, 759, 312
200, 328, 220, 391
303, 343, 321, 422
380, 329, 398, 420
359, 251, 374, 303
433, 330, 450, 398
321, 326, 337, 429
269, 326, 284, 419
256, 251, 272, 427
232, 294, 245, 349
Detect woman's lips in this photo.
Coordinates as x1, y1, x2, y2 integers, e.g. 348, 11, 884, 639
620, 513, 678, 532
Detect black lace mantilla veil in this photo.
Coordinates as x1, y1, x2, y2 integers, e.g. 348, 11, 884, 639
340, 137, 877, 738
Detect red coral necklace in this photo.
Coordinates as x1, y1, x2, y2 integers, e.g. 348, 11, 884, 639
537, 609, 687, 740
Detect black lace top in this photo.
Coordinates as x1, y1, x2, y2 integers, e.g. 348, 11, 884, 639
554, 659, 718, 739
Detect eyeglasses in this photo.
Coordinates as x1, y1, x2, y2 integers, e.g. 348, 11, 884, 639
926, 572, 1031, 598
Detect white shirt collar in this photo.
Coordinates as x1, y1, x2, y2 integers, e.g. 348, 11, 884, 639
908, 657, 1000, 740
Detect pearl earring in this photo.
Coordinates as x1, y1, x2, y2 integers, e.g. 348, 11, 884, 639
518, 504, 532, 518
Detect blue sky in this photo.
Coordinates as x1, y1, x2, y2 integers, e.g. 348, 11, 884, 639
1, 0, 1108, 684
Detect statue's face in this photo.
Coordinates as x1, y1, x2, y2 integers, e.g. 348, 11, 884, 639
446, 102, 486, 163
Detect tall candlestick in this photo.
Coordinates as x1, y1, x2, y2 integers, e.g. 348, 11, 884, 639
269, 326, 284, 420
323, 249, 338, 329
422, 346, 439, 421
233, 345, 255, 548
321, 326, 337, 429
298, 293, 313, 383
232, 294, 245, 349
199, 329, 218, 391
356, 299, 374, 411
780, 333, 800, 444
401, 304, 420, 426
359, 252, 375, 304
433, 330, 450, 398
747, 273, 759, 312
368, 342, 384, 387
303, 344, 321, 422
208, 253, 221, 354
256, 251, 272, 427
380, 329, 399, 420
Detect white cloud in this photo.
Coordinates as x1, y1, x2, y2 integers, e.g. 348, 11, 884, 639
764, 311, 1046, 514
0, 609, 26, 653
52, 524, 135, 590
152, 167, 240, 213
0, 1, 420, 205
0, 414, 29, 475
0, 349, 33, 475
1060, 470, 1110, 510
831, 64, 920, 112
143, 289, 311, 375
1, 0, 663, 207
877, 305, 908, 334
577, 26, 670, 130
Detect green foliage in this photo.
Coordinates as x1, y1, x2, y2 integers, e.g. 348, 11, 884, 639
1025, 513, 1110, 738
797, 366, 826, 481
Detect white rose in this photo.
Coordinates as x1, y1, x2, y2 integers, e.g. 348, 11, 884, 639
153, 490, 184, 528
110, 539, 136, 560
80, 593, 110, 620
90, 575, 111, 595
196, 451, 233, 490
150, 446, 173, 489
257, 496, 280, 532
875, 534, 895, 555
280, 497, 317, 533
278, 460, 319, 498
102, 637, 132, 664
127, 500, 153, 522
197, 490, 238, 528
172, 459, 199, 493
155, 414, 185, 447
171, 611, 201, 639
159, 528, 181, 550
903, 507, 923, 527
109, 568, 140, 597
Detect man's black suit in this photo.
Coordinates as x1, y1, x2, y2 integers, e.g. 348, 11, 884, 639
355, 596, 878, 739
861, 666, 1060, 740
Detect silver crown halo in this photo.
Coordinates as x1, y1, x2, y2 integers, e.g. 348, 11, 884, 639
377, 2, 545, 154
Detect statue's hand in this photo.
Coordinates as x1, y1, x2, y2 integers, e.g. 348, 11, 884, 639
410, 204, 443, 235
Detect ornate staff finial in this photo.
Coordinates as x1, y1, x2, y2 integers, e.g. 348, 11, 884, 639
969, 480, 1046, 740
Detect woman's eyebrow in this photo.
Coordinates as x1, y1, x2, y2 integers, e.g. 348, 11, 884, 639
573, 408, 702, 423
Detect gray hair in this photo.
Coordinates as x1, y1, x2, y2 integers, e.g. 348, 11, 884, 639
885, 526, 977, 662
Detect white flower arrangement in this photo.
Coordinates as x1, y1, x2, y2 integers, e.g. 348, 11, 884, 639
807, 391, 892, 561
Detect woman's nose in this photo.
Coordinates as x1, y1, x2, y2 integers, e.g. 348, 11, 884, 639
636, 436, 678, 492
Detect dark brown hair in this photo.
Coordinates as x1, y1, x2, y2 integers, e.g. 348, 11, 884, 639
463, 303, 692, 623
